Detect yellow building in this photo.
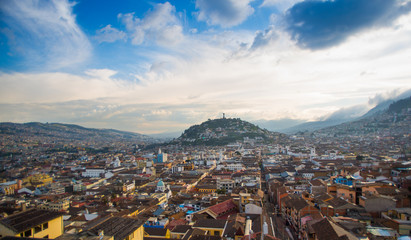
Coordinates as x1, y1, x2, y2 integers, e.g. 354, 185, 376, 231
170, 225, 191, 239
87, 217, 144, 240
0, 208, 63, 239
23, 174, 53, 187
0, 181, 19, 195
144, 227, 171, 238
39, 199, 70, 212
196, 185, 216, 193
151, 193, 168, 206
192, 219, 226, 236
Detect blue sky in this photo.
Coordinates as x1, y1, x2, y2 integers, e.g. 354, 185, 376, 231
1, 0, 411, 134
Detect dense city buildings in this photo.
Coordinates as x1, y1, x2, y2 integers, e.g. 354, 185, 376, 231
0, 114, 410, 240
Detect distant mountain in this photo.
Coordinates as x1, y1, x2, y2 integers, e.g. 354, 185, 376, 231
170, 118, 286, 146
282, 119, 352, 134
148, 131, 182, 140
360, 99, 394, 119
0, 122, 155, 143
314, 96, 411, 137
281, 90, 411, 134
253, 119, 305, 132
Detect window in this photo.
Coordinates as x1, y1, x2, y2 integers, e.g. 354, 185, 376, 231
24, 229, 32, 237
35, 225, 42, 233
43, 222, 48, 230
214, 231, 219, 236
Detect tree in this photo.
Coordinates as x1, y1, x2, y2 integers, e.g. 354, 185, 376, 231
216, 189, 226, 194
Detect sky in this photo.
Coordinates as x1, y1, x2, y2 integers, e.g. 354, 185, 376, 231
1, 0, 411, 134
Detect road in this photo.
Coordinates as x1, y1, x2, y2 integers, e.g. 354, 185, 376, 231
262, 180, 297, 240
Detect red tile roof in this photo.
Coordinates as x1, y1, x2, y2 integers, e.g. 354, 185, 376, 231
208, 199, 238, 217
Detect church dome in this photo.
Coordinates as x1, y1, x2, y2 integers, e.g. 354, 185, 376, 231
157, 179, 164, 187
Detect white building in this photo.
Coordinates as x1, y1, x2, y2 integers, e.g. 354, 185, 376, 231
113, 157, 121, 168
82, 168, 105, 178
217, 179, 235, 193
216, 163, 244, 171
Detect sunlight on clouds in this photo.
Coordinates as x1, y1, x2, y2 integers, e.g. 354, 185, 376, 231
0, 71, 131, 104
1, 7, 411, 133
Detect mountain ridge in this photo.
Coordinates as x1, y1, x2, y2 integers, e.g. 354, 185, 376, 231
257, 90, 411, 133
0, 122, 155, 143
313, 96, 411, 137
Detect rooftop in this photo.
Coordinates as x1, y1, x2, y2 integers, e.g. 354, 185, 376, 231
0, 208, 63, 233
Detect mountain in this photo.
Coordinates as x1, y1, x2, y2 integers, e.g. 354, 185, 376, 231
253, 119, 305, 132
282, 119, 352, 134
281, 90, 411, 134
0, 122, 155, 143
170, 117, 286, 146
314, 96, 411, 137
148, 131, 182, 140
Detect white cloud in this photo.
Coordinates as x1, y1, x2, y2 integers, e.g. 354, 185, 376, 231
249, 26, 279, 50
95, 25, 126, 43
0, 70, 130, 104
118, 2, 184, 46
1, 13, 411, 134
0, 0, 91, 69
195, 0, 255, 28
260, 0, 303, 11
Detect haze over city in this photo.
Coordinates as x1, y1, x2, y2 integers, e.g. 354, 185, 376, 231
1, 0, 411, 134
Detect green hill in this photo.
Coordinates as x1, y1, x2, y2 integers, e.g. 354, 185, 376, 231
172, 118, 286, 146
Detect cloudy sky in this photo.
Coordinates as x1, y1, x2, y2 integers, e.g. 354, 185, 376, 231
1, 0, 411, 134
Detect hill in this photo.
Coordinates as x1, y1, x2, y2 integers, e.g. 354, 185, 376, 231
171, 118, 286, 146
314, 97, 411, 138
264, 90, 411, 133
0, 122, 155, 144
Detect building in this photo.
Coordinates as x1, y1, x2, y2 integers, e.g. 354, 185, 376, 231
81, 168, 106, 178
0, 181, 19, 195
0, 209, 63, 239
39, 199, 70, 212
86, 217, 144, 240
23, 174, 53, 187
217, 179, 235, 193
192, 219, 227, 236
156, 148, 168, 164
196, 199, 239, 219
381, 208, 411, 235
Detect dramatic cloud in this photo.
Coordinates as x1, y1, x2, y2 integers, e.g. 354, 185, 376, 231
285, 0, 411, 49
95, 25, 126, 43
0, 0, 91, 69
368, 88, 411, 105
195, 0, 255, 27
118, 2, 183, 46
1, 1, 411, 134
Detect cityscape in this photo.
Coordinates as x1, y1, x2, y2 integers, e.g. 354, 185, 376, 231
1, 0, 411, 240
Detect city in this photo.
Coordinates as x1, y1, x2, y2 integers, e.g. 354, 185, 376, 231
0, 108, 410, 239
1, 0, 411, 240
